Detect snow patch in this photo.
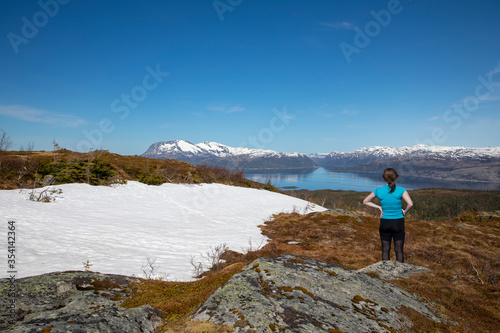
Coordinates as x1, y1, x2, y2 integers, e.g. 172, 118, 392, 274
1, 182, 325, 281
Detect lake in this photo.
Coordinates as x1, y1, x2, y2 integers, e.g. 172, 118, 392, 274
244, 167, 500, 192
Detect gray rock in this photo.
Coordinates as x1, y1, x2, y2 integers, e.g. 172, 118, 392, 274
356, 260, 432, 280
194, 255, 442, 332
479, 212, 500, 219
454, 223, 476, 230
0, 271, 162, 333
42, 175, 55, 186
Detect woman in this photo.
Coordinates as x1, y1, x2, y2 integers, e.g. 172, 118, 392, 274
363, 168, 413, 263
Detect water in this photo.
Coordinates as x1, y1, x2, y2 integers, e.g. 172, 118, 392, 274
244, 167, 500, 192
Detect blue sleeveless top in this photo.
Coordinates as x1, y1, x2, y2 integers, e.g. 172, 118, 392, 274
374, 185, 406, 219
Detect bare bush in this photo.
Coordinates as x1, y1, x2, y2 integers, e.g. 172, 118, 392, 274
29, 187, 63, 202
27, 141, 35, 152
196, 164, 245, 184
189, 255, 204, 278
141, 254, 169, 280
190, 243, 228, 278
0, 130, 13, 152
240, 237, 265, 254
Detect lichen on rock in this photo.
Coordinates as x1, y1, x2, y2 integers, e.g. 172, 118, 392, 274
194, 255, 442, 332
0, 271, 161, 333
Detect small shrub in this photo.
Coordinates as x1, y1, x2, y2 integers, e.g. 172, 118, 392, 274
190, 243, 228, 278
195, 164, 246, 185
264, 179, 276, 191
141, 255, 169, 280
29, 187, 62, 202
454, 209, 485, 222
82, 259, 93, 272
106, 176, 127, 186
138, 173, 166, 185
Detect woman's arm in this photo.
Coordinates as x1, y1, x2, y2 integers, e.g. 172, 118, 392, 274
402, 190, 413, 216
363, 192, 383, 217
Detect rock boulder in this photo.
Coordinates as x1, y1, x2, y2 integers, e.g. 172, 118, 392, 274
0, 271, 161, 333
194, 255, 442, 332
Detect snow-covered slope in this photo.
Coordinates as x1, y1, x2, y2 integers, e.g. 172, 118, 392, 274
1, 182, 325, 280
142, 140, 315, 170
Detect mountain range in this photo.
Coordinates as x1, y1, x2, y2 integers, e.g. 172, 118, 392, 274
141, 140, 315, 170
310, 145, 500, 183
142, 140, 500, 183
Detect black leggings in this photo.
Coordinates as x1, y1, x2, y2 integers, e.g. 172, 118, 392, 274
379, 218, 405, 262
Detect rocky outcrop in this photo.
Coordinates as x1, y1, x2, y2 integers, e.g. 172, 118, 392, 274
194, 255, 442, 332
1, 258, 443, 332
0, 271, 161, 333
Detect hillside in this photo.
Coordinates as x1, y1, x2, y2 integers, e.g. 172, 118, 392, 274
0, 149, 274, 190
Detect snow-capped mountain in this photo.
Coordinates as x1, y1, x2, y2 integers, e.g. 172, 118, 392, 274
310, 145, 500, 183
311, 145, 500, 167
320, 144, 500, 159
142, 140, 315, 170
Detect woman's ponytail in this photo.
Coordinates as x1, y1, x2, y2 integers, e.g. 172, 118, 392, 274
383, 168, 399, 193
387, 180, 396, 193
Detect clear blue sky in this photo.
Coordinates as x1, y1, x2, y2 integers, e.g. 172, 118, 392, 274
1, 0, 499, 155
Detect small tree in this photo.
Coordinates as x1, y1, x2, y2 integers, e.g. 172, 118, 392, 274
52, 139, 60, 162
0, 130, 13, 170
0, 130, 13, 152
86, 148, 94, 184
27, 141, 35, 153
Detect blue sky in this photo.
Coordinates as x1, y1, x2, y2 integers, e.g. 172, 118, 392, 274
1, 0, 499, 155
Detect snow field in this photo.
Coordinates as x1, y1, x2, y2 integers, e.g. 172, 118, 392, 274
1, 181, 326, 281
